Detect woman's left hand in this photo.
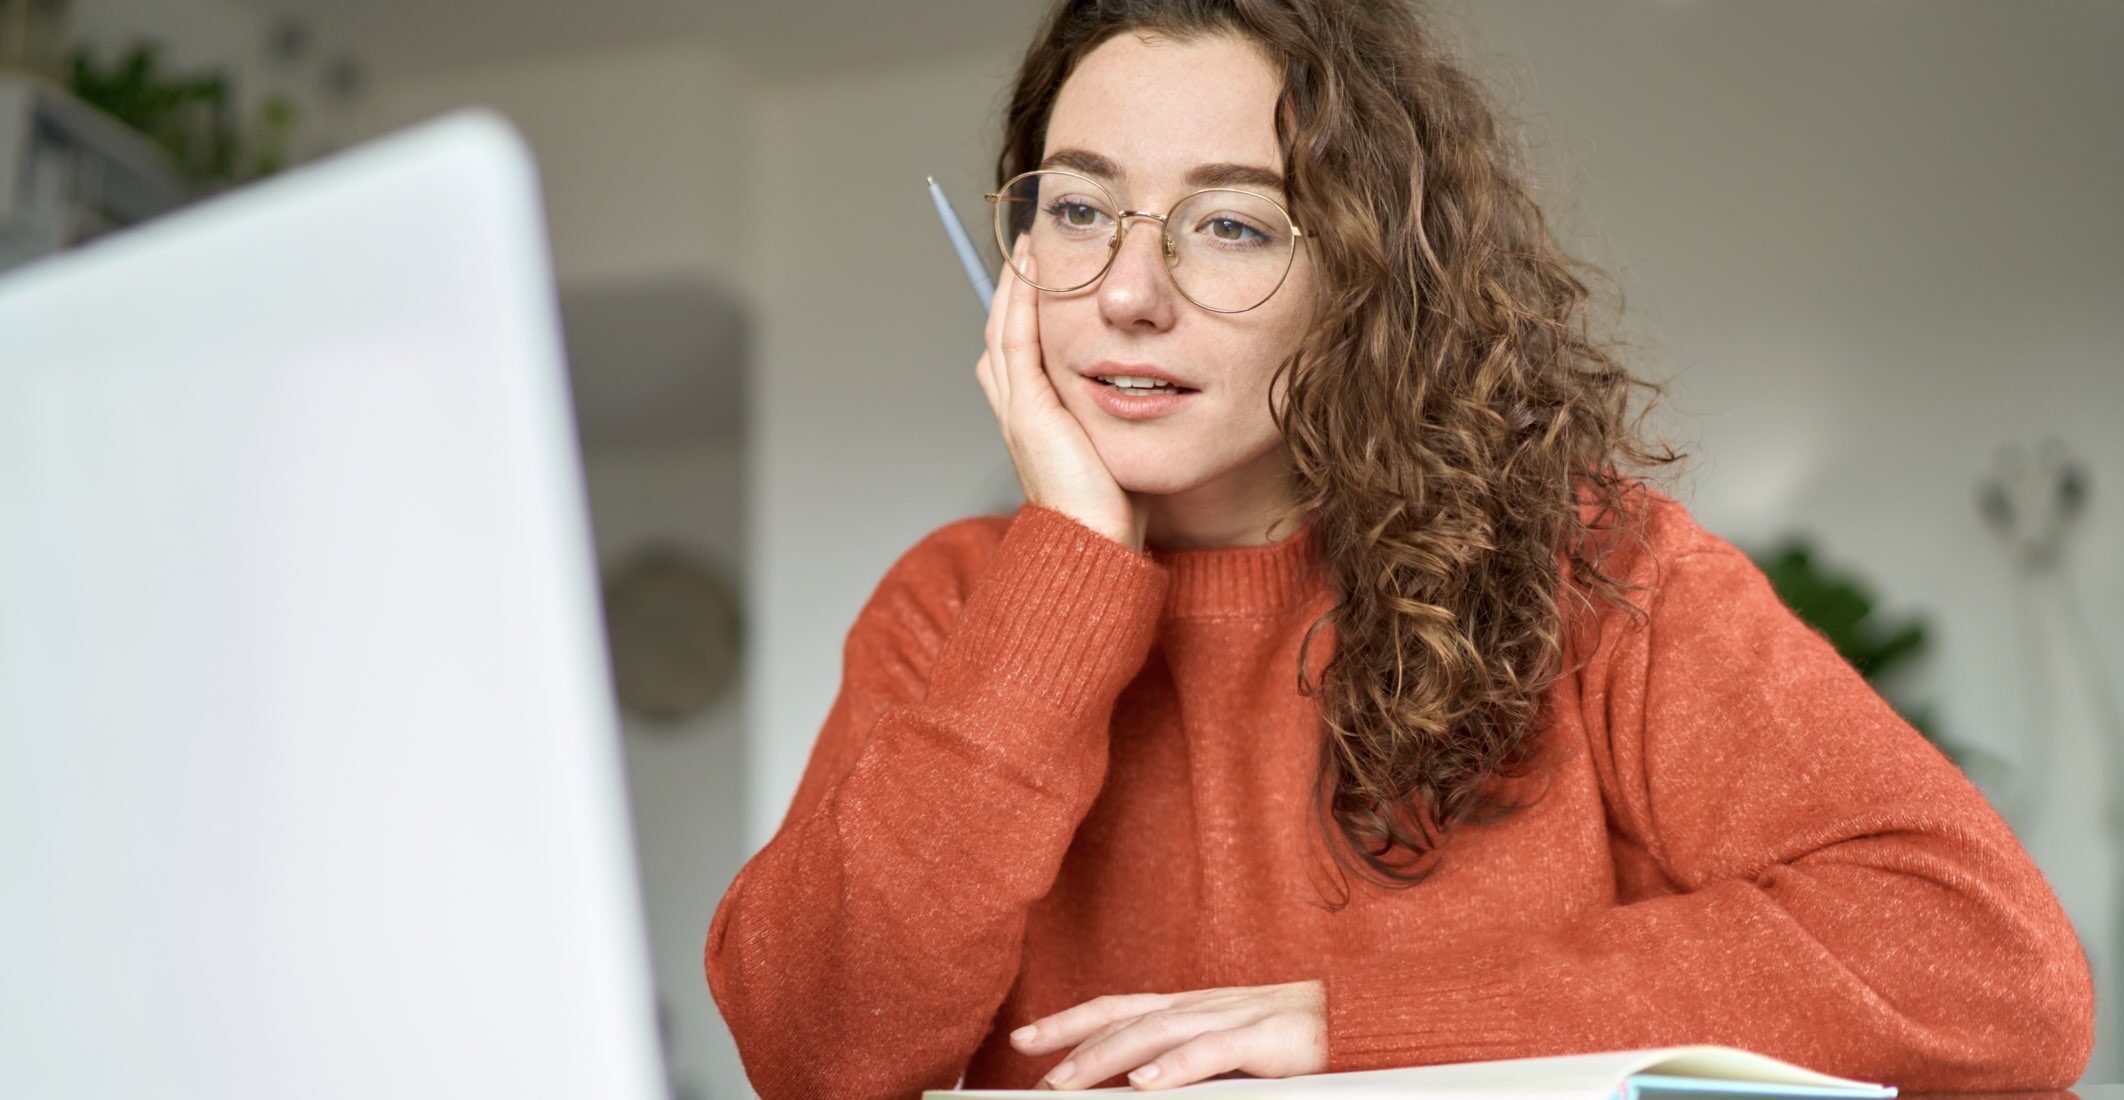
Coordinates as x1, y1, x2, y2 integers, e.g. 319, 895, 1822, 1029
1012, 980, 1328, 1090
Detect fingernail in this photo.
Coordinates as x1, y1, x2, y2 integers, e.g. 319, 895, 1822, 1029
1046, 1060, 1074, 1087
1132, 1064, 1162, 1083
1012, 1025, 1038, 1044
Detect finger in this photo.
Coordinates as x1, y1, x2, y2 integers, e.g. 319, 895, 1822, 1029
1123, 1026, 1257, 1091
1012, 992, 1169, 1054
1041, 1010, 1221, 1091
1000, 245, 1045, 409
985, 232, 1021, 350
1050, 1013, 1144, 1066
988, 235, 1029, 409
974, 349, 1000, 422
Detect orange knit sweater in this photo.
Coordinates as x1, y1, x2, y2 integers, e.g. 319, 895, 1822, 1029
705, 487, 2094, 1098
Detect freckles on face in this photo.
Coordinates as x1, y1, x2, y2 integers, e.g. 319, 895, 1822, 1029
1034, 31, 1318, 486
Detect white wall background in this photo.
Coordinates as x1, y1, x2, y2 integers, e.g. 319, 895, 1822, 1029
584, 438, 749, 1100
61, 1, 2124, 1096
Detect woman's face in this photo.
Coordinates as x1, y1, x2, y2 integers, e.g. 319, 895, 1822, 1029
1035, 31, 1317, 523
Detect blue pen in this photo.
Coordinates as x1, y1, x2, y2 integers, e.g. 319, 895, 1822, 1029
927, 175, 996, 313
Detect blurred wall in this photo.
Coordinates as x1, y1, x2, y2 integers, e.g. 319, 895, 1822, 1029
744, 52, 1027, 844
356, 40, 752, 290
584, 437, 749, 1100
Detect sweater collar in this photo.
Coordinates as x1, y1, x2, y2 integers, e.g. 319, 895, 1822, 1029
1147, 512, 1327, 619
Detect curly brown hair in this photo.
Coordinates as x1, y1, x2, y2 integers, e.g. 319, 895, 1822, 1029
995, 0, 1692, 908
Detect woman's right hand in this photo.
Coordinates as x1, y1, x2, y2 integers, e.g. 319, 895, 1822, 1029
975, 235, 1148, 551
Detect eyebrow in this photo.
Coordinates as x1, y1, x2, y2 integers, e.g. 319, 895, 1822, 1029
1037, 146, 1286, 196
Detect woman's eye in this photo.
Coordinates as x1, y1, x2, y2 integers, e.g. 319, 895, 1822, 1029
1041, 199, 1107, 229
1205, 217, 1266, 245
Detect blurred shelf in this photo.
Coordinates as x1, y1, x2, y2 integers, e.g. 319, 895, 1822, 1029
0, 68, 186, 276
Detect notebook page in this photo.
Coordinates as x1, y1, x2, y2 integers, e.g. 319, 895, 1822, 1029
1628, 1074, 1898, 1099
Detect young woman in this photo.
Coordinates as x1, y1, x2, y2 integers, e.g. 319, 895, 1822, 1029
707, 1, 2094, 1095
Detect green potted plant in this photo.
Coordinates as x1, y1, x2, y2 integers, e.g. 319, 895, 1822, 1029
65, 39, 296, 195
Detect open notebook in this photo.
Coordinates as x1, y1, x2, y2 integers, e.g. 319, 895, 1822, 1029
921, 1044, 1901, 1099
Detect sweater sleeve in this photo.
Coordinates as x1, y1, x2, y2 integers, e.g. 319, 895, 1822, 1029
704, 504, 1168, 1100
1320, 542, 2096, 1091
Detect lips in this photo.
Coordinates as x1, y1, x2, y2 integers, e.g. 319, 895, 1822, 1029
1083, 361, 1199, 391
1083, 372, 1197, 419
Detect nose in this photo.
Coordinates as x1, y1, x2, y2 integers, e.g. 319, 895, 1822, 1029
1096, 214, 1180, 327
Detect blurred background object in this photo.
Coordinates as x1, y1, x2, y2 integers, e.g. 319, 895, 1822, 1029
0, 61, 184, 266
603, 543, 745, 725
1976, 437, 2124, 1088
0, 0, 72, 80
65, 39, 296, 191
4, 1, 2119, 1094
0, 0, 360, 271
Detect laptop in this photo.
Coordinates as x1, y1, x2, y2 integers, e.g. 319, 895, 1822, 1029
0, 109, 667, 1100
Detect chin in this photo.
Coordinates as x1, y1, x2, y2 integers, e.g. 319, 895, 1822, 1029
1080, 418, 1230, 495
1103, 456, 1206, 496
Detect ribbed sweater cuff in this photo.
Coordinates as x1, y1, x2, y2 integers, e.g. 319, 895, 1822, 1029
1324, 953, 1531, 1072
927, 503, 1168, 717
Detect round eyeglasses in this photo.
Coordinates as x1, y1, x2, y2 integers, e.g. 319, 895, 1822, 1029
985, 169, 1309, 314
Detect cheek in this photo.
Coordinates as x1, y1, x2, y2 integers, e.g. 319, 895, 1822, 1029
1264, 282, 1316, 352
1035, 299, 1098, 400
1035, 299, 1071, 365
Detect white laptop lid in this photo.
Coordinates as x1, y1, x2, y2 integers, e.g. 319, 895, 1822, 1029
0, 109, 666, 1100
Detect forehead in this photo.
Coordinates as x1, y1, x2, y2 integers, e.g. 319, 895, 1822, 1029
1044, 32, 1284, 193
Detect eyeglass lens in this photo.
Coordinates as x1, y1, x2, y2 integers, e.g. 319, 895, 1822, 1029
994, 171, 1295, 312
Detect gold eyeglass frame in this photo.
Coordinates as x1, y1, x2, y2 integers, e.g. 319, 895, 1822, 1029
984, 168, 1309, 314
